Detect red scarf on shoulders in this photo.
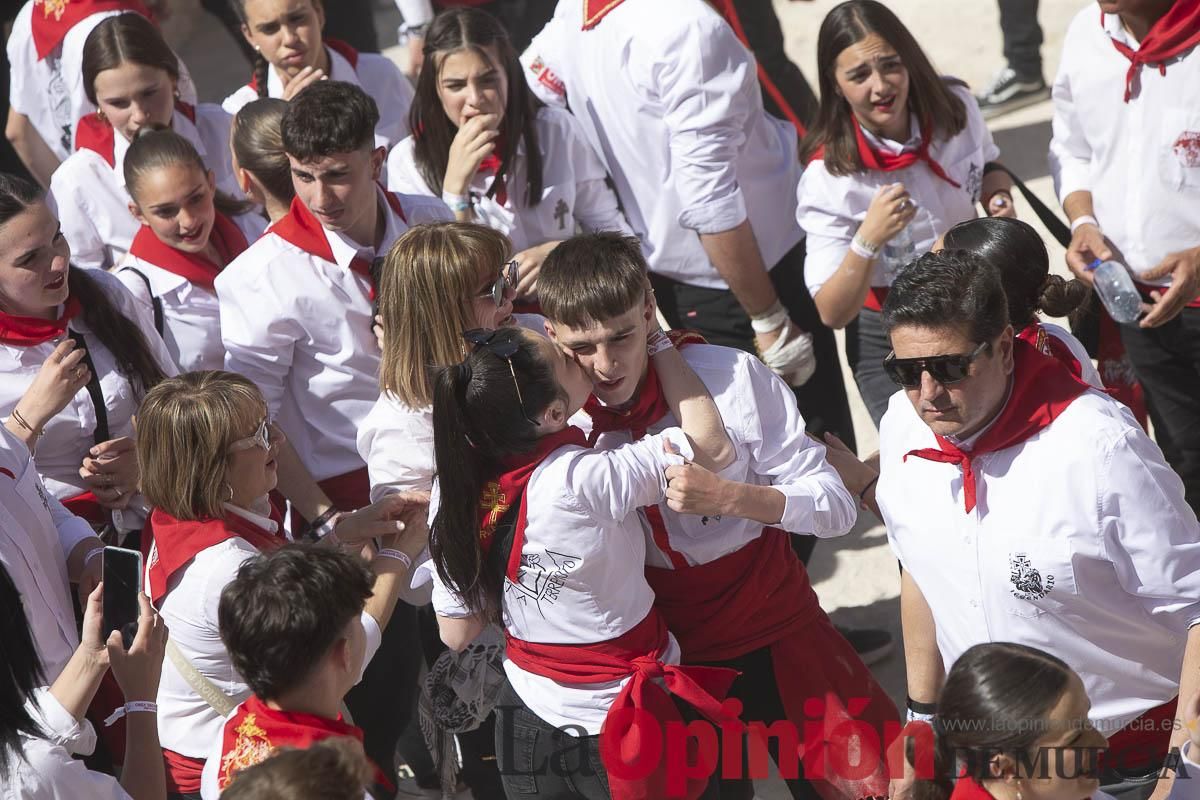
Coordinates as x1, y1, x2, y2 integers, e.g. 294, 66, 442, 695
31, 0, 150, 59
144, 505, 285, 604
74, 101, 197, 168
1103, 0, 1200, 102
1015, 322, 1085, 381
903, 339, 1089, 513
246, 38, 359, 93
0, 296, 81, 346
128, 212, 250, 292
808, 117, 960, 188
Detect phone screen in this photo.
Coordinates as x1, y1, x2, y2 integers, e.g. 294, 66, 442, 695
102, 546, 143, 649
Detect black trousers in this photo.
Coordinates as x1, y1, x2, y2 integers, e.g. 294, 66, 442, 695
998, 0, 1043, 80
1118, 307, 1200, 514
725, 0, 819, 130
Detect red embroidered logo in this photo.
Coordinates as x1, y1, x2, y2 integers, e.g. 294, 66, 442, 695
528, 56, 566, 98
1174, 131, 1200, 168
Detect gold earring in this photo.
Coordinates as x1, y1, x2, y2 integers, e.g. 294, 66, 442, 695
223, 483, 234, 502
95, 109, 105, 121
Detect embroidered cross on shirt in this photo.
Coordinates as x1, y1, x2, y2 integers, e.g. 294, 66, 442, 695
36, 0, 70, 21
553, 199, 569, 230
480, 482, 510, 540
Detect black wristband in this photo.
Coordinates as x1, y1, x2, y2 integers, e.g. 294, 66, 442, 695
907, 696, 938, 715
303, 506, 339, 542
858, 474, 879, 503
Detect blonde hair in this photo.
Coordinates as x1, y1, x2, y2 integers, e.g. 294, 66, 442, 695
378, 223, 512, 408
137, 371, 266, 520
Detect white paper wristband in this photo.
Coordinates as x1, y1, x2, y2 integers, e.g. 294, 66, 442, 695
1070, 215, 1099, 234
104, 701, 157, 726
377, 548, 413, 571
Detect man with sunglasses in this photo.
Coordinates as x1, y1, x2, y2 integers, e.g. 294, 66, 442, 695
869, 250, 1200, 799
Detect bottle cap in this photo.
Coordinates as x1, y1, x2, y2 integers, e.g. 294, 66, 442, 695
1087, 258, 1102, 271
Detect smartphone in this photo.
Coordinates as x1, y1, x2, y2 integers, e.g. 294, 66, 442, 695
102, 546, 143, 650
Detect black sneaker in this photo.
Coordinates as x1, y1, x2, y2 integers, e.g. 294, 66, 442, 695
837, 626, 894, 666
975, 67, 1050, 120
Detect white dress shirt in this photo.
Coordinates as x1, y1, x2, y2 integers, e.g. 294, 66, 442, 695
386, 105, 631, 253
520, 0, 803, 289
1049, 8, 1200, 281
0, 688, 130, 800
1041, 321, 1104, 389
116, 213, 268, 373
877, 387, 1200, 729
428, 429, 690, 734
591, 345, 858, 566
222, 46, 413, 150
217, 189, 452, 481
0, 270, 178, 528
49, 104, 239, 270
796, 83, 998, 297
0, 425, 91, 682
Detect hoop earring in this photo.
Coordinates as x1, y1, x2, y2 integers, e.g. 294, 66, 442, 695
223, 483, 234, 502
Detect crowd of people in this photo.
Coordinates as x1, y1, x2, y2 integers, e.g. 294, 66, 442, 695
2, 0, 1200, 799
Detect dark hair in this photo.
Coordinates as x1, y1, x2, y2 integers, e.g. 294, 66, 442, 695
218, 545, 374, 701
941, 218, 1088, 329
800, 0, 967, 174
881, 249, 1010, 344
430, 328, 564, 624
125, 127, 253, 219
0, 561, 46, 781
537, 232, 650, 329
232, 99, 296, 204
227, 0, 326, 100
221, 737, 371, 800
409, 7, 544, 204
82, 13, 179, 106
281, 81, 377, 161
0, 173, 166, 395
912, 643, 1074, 800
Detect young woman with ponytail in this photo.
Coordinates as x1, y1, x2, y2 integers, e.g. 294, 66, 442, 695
427, 324, 736, 799
117, 127, 266, 372
222, 0, 413, 149
229, 99, 295, 225
938, 217, 1102, 389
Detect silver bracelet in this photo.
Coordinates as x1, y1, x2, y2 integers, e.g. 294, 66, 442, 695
377, 548, 413, 571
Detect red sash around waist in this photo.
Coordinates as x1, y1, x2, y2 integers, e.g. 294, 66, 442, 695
1103, 697, 1178, 771
505, 610, 738, 800
163, 748, 204, 794
1134, 281, 1200, 309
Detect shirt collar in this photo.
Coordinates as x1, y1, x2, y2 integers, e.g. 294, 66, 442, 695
1102, 12, 1141, 50
945, 379, 1014, 451
325, 185, 405, 271
859, 114, 922, 155
223, 500, 278, 533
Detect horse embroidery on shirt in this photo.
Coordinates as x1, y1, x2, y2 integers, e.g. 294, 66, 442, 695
1009, 552, 1055, 601
508, 549, 581, 617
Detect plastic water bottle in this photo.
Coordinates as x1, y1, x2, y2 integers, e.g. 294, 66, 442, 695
881, 223, 916, 281
1088, 258, 1142, 325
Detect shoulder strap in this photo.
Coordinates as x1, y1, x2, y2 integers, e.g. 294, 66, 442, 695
983, 162, 1071, 247
118, 266, 164, 335
166, 638, 239, 717
68, 331, 109, 445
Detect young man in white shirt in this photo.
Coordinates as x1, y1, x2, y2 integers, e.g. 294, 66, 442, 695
215, 79, 451, 789
1049, 0, 1200, 514
867, 250, 1200, 800
537, 234, 898, 800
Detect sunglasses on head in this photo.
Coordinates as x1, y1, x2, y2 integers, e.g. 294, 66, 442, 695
883, 341, 991, 388
477, 260, 519, 307
228, 416, 273, 453
463, 328, 538, 425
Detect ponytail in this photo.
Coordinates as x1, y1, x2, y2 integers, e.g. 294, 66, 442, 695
125, 126, 253, 219
253, 52, 270, 99
1036, 274, 1089, 320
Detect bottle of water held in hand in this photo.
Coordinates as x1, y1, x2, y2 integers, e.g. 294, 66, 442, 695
881, 223, 916, 282
1088, 258, 1142, 325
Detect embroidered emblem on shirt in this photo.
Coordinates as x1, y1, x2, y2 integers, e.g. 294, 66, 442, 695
507, 549, 581, 617
1009, 552, 1055, 601
479, 482, 510, 544
35, 0, 70, 21
1174, 132, 1200, 168
964, 162, 983, 202
218, 714, 274, 789
34, 480, 51, 514
553, 199, 570, 230
527, 56, 566, 98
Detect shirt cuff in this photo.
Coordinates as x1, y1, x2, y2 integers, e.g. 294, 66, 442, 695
1182, 739, 1200, 772
56, 515, 98, 565
1053, 163, 1092, 204
28, 687, 98, 756
677, 189, 748, 236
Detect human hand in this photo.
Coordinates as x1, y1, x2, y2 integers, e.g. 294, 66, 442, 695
377, 491, 431, 555
859, 183, 917, 248
664, 462, 730, 517
513, 241, 560, 298
280, 65, 326, 101
80, 437, 139, 509
1138, 247, 1200, 328
756, 320, 816, 386
77, 543, 104, 609
78, 581, 111, 670
985, 190, 1016, 218
444, 113, 501, 196
334, 491, 429, 546
17, 338, 91, 432
106, 593, 167, 703
818, 431, 878, 498
1064, 223, 1113, 285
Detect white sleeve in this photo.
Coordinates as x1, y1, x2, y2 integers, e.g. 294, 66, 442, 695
1047, 44, 1093, 203
358, 610, 383, 676
562, 114, 633, 235
398, 192, 455, 224
520, 16, 569, 107
395, 0, 434, 24
656, 16, 755, 235
566, 429, 693, 520
429, 558, 473, 619
362, 55, 414, 145
795, 170, 858, 298
48, 155, 111, 270
741, 356, 858, 537
27, 687, 97, 756
385, 139, 434, 196
48, 486, 97, 564
357, 394, 435, 499
7, 6, 37, 117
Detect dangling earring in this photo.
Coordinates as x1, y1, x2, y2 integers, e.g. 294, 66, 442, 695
223, 482, 234, 502
95, 108, 105, 121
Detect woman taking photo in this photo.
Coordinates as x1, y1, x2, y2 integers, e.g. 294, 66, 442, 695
229, 99, 294, 226
223, 0, 412, 149
0, 172, 174, 535
137, 370, 411, 798
428, 324, 735, 799
386, 7, 630, 302
117, 128, 265, 373
49, 13, 241, 270
796, 0, 1014, 426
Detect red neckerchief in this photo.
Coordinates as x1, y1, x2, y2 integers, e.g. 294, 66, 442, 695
852, 116, 960, 188
1103, 0, 1200, 102
903, 339, 1089, 513
582, 0, 627, 29
478, 425, 587, 582
74, 101, 198, 168
216, 694, 391, 792
477, 133, 508, 205
246, 38, 359, 93
269, 185, 406, 301
505, 610, 738, 800
144, 505, 285, 604
128, 212, 249, 292
949, 776, 998, 800
31, 0, 150, 59
1015, 322, 1085, 382
0, 296, 81, 346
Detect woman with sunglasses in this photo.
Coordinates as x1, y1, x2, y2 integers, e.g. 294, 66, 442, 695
386, 7, 630, 305
428, 324, 735, 798
136, 370, 415, 798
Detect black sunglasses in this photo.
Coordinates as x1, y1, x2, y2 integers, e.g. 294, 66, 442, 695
477, 260, 519, 307
883, 341, 991, 388
463, 328, 538, 425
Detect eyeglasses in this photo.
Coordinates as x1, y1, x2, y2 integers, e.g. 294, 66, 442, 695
477, 260, 519, 307
463, 328, 538, 425
228, 416, 273, 453
883, 341, 991, 388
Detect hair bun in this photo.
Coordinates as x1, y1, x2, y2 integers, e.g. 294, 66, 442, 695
1037, 274, 1090, 319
